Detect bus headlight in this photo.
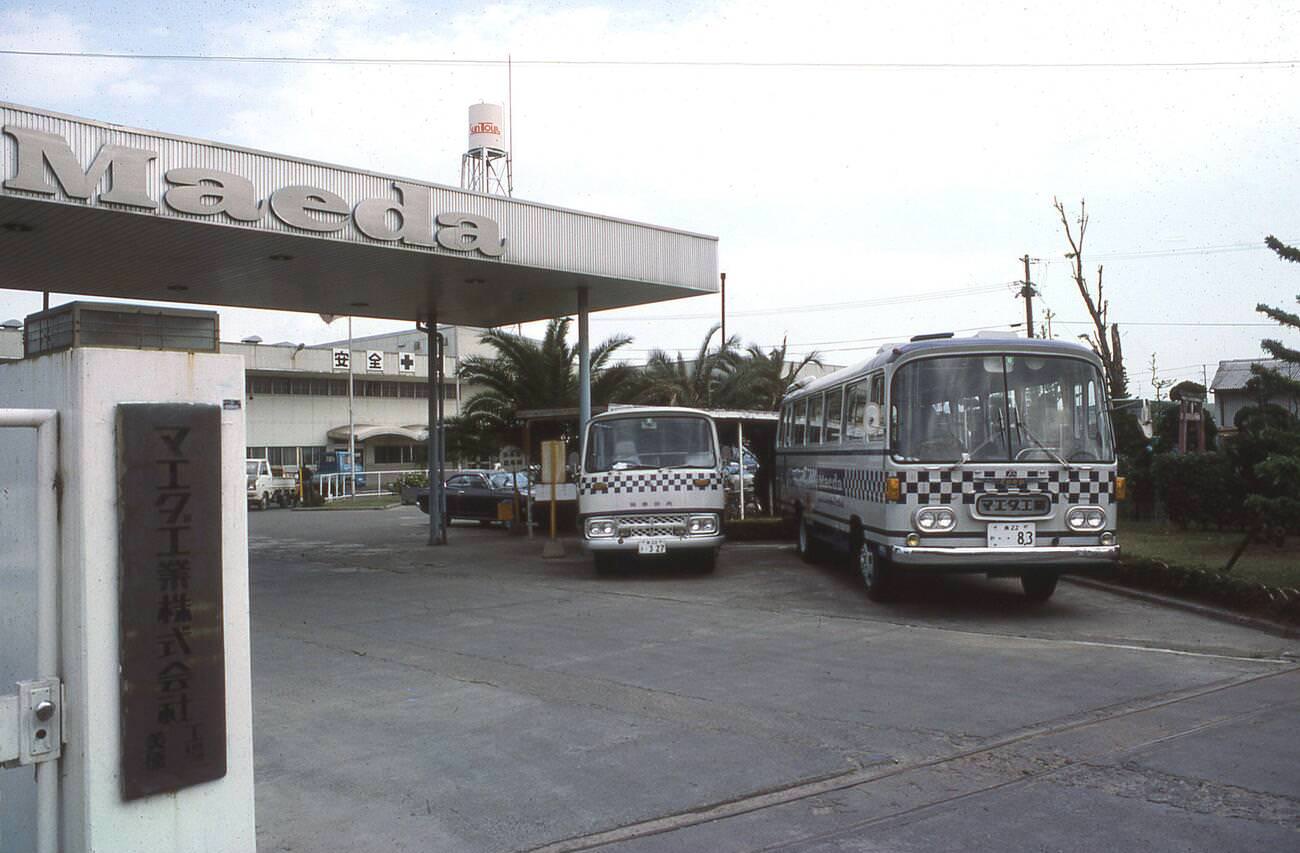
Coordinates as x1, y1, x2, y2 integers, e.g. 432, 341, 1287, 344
585, 518, 617, 539
1066, 507, 1106, 531
914, 507, 956, 533
687, 514, 719, 535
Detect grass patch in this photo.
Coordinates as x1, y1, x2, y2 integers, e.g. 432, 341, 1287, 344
1120, 519, 1300, 590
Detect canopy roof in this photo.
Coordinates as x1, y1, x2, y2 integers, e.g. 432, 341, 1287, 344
0, 103, 718, 327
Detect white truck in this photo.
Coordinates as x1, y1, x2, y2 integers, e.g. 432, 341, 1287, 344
579, 406, 725, 574
246, 458, 299, 509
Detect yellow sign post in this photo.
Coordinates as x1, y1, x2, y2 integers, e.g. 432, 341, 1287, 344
541, 440, 566, 558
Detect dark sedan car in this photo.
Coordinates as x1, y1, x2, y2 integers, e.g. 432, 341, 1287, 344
417, 470, 531, 526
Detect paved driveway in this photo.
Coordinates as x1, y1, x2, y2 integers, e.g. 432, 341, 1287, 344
249, 508, 1299, 852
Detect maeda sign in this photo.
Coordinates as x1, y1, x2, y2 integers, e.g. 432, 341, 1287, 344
2, 125, 505, 256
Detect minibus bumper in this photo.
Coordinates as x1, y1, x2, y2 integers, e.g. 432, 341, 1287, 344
583, 534, 724, 554
888, 544, 1119, 568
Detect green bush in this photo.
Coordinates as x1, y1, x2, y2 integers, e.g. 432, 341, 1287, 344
1150, 452, 1244, 529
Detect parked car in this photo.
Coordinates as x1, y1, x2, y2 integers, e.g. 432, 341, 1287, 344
417, 469, 531, 526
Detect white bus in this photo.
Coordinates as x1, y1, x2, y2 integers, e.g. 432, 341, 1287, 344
776, 333, 1122, 602
579, 406, 725, 574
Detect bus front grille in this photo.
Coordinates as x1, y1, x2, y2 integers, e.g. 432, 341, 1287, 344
617, 514, 688, 538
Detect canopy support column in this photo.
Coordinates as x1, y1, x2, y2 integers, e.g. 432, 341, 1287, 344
426, 315, 446, 546
578, 287, 591, 433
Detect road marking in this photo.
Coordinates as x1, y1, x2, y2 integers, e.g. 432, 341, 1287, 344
523, 667, 1300, 853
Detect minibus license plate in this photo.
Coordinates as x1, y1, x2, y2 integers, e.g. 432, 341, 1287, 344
988, 523, 1035, 548
638, 540, 667, 555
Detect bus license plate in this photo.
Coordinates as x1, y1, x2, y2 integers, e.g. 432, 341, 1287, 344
637, 540, 667, 555
988, 523, 1035, 548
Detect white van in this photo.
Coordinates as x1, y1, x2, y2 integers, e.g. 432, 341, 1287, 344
579, 406, 725, 573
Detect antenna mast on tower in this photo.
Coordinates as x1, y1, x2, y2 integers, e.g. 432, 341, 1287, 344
460, 102, 512, 196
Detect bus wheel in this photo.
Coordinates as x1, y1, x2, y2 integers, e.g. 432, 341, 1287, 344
858, 543, 893, 602
1021, 573, 1058, 602
693, 549, 718, 574
594, 553, 618, 576
797, 515, 817, 564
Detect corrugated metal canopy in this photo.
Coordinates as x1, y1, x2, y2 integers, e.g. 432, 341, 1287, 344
0, 103, 718, 326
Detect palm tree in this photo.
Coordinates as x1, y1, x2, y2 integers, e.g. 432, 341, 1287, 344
458, 318, 635, 427
631, 324, 744, 408
731, 336, 823, 411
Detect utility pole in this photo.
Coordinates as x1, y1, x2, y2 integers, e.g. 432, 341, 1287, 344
1019, 255, 1036, 338
720, 271, 726, 345
1043, 308, 1055, 339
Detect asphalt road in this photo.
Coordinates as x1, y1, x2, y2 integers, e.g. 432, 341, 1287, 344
248, 507, 1300, 853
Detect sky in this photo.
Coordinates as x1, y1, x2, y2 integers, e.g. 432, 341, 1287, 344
1, 0, 1297, 395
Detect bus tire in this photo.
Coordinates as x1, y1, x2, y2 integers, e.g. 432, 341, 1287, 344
857, 542, 893, 602
1021, 572, 1058, 602
594, 553, 618, 576
693, 549, 718, 574
797, 514, 817, 564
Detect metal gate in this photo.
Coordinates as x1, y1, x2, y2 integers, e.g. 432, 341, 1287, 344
0, 409, 62, 853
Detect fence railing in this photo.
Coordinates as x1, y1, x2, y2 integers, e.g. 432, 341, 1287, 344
316, 468, 429, 502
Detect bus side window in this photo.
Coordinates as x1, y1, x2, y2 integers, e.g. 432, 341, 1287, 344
867, 372, 886, 440
808, 393, 824, 444
793, 399, 807, 445
825, 386, 843, 443
845, 381, 868, 442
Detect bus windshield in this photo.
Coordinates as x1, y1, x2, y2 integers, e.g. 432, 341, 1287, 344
584, 416, 716, 472
890, 354, 1114, 463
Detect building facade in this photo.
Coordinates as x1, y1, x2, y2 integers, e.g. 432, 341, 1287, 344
223, 325, 496, 472
1210, 357, 1300, 430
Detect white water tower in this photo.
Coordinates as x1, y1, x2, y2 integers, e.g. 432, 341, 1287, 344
460, 102, 511, 196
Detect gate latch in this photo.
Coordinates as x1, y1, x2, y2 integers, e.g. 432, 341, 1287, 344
0, 679, 64, 768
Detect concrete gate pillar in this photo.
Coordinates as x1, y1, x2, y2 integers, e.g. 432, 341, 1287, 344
0, 348, 256, 853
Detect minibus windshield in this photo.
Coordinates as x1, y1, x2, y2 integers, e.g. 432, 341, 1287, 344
584, 416, 716, 472
890, 354, 1114, 463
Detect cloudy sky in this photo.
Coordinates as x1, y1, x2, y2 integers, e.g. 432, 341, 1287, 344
1, 0, 1297, 393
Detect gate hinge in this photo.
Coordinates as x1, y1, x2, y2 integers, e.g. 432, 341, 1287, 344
0, 678, 64, 768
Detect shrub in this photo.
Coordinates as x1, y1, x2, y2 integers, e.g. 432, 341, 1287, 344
1150, 452, 1244, 529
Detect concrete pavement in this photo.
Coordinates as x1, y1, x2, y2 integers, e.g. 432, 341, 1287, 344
248, 508, 1299, 852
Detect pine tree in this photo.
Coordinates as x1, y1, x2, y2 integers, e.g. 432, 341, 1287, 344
1239, 236, 1300, 534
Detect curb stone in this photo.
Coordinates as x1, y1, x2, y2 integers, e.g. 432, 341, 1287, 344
1063, 575, 1300, 641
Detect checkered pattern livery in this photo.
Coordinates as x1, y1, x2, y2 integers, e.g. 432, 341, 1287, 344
843, 468, 887, 503
579, 471, 723, 496
898, 469, 1116, 506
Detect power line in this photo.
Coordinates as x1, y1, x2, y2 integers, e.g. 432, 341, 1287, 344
589, 282, 1014, 323
1053, 320, 1275, 327
0, 48, 1296, 70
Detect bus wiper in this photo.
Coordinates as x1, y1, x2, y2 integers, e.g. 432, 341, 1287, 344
1016, 420, 1072, 470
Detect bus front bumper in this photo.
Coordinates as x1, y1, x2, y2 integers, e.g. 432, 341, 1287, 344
888, 544, 1119, 568
583, 534, 724, 554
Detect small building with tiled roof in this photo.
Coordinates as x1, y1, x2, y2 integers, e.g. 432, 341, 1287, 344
1210, 358, 1300, 430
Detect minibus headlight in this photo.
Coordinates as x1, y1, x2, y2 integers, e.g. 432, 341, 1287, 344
585, 518, 617, 539
1066, 507, 1106, 532
914, 507, 956, 533
687, 514, 719, 535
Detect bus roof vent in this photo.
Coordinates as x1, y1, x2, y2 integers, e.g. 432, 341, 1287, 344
909, 332, 954, 342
